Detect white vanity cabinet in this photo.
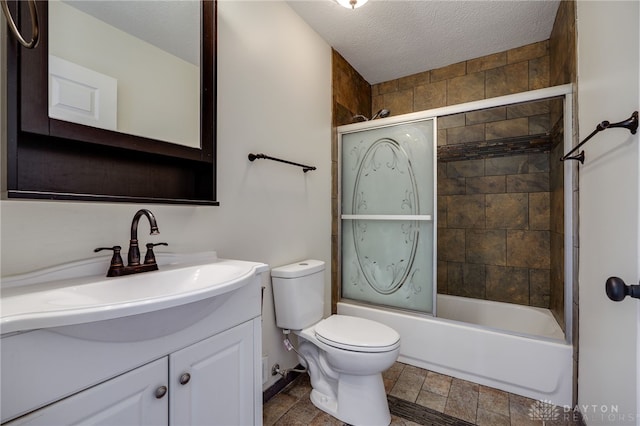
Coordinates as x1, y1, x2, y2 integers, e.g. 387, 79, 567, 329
1, 257, 268, 426
170, 320, 256, 425
6, 320, 258, 426
5, 358, 170, 426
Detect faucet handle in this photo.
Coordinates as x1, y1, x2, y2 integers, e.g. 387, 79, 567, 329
94, 246, 124, 277
144, 242, 168, 265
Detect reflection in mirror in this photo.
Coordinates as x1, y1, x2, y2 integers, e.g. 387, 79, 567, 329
48, 0, 201, 148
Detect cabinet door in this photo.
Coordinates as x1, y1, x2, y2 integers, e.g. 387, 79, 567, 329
6, 358, 168, 426
170, 321, 255, 426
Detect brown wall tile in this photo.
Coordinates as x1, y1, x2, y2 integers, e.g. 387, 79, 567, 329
465, 107, 506, 125
530, 268, 551, 308
486, 265, 529, 304
485, 62, 529, 98
507, 230, 550, 268
446, 124, 486, 145
376, 80, 398, 95
507, 100, 551, 119
507, 173, 550, 192
447, 159, 485, 177
466, 229, 507, 266
438, 228, 466, 262
528, 114, 551, 135
437, 195, 447, 228
448, 72, 485, 104
439, 113, 466, 129
414, 80, 447, 111
485, 117, 529, 140
529, 192, 551, 230
466, 176, 506, 194
383, 89, 414, 116
446, 124, 485, 145
529, 55, 550, 89
438, 177, 466, 195
437, 129, 448, 146
528, 153, 550, 173
438, 260, 448, 293
507, 40, 549, 63
448, 263, 486, 299
485, 155, 528, 176
448, 195, 486, 228
431, 61, 466, 82
399, 70, 431, 91
467, 52, 507, 73
486, 193, 528, 229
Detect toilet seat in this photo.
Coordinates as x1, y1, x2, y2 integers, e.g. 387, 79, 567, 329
314, 315, 400, 353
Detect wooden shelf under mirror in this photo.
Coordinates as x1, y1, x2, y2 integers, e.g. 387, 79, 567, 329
6, 0, 218, 205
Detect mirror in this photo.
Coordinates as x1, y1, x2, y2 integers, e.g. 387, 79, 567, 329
6, 0, 217, 204
48, 0, 201, 148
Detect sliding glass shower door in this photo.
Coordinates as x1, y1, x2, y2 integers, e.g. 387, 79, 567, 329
340, 118, 437, 314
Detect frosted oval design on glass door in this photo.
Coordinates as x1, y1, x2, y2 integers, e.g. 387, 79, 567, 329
351, 138, 419, 294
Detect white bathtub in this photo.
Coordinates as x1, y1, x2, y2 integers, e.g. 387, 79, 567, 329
338, 295, 573, 407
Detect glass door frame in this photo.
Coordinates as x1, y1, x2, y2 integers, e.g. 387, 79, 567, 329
337, 83, 575, 343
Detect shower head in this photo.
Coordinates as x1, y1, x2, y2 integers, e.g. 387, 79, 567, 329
351, 109, 391, 123
371, 109, 391, 120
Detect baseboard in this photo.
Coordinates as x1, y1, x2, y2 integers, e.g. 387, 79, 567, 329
262, 365, 304, 404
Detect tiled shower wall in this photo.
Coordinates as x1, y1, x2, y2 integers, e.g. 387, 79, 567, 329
437, 152, 553, 307
332, 7, 576, 315
436, 99, 557, 308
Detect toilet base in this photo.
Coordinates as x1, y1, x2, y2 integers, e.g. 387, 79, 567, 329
308, 373, 391, 426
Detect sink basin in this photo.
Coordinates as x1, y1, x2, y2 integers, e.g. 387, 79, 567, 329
1, 252, 269, 335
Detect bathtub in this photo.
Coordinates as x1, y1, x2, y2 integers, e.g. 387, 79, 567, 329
338, 295, 573, 407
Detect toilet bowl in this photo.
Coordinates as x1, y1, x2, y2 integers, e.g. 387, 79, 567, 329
271, 260, 400, 426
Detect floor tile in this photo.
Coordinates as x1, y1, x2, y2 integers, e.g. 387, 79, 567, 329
422, 370, 453, 397
478, 384, 510, 417
443, 378, 479, 423
415, 389, 447, 412
263, 392, 299, 426
263, 363, 581, 426
389, 364, 427, 402
476, 407, 510, 426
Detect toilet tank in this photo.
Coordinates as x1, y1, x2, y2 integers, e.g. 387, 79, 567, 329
271, 260, 325, 330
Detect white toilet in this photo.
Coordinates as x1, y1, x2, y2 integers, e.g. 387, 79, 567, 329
271, 260, 400, 426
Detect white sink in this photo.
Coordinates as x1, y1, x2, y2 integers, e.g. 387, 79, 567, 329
1, 252, 269, 335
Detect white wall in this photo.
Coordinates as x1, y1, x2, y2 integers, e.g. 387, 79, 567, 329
0, 0, 332, 392
577, 1, 639, 424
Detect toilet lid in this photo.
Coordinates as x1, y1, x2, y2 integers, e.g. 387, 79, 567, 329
314, 315, 400, 353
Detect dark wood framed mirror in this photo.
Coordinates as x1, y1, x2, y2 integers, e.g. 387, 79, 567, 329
6, 0, 217, 205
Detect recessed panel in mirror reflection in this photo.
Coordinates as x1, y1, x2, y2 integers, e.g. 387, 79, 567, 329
48, 0, 201, 148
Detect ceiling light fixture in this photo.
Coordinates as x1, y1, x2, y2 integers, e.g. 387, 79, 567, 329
336, 0, 368, 10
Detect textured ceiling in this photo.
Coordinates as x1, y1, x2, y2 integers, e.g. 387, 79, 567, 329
287, 0, 560, 84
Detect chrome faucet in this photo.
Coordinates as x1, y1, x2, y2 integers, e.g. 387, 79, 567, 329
95, 209, 167, 277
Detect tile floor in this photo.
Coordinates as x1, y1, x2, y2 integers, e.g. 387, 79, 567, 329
263, 362, 583, 426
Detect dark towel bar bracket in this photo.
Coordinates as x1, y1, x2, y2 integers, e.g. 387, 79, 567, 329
561, 111, 638, 163
248, 153, 316, 173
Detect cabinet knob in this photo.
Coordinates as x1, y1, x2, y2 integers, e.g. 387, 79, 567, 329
179, 373, 191, 385
155, 385, 168, 399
